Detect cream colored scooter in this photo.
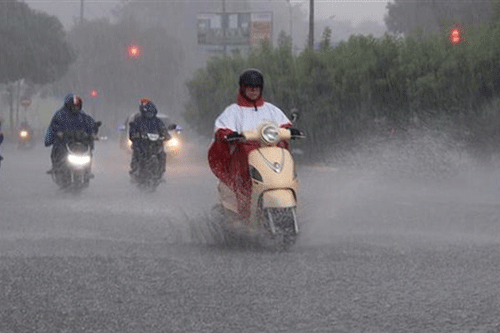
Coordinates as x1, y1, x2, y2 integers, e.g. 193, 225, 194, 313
214, 122, 304, 248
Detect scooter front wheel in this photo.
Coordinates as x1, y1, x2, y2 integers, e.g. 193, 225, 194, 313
263, 207, 298, 250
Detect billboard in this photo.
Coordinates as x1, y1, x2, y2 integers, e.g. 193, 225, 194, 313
197, 11, 272, 48
249, 12, 273, 48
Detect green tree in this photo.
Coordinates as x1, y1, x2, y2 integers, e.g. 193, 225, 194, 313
184, 55, 245, 137
184, 15, 500, 161
52, 17, 184, 125
0, 0, 74, 84
0, 0, 74, 132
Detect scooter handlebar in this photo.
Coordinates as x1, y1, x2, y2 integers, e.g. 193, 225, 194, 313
225, 132, 245, 142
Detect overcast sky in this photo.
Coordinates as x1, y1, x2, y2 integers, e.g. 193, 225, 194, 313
310, 0, 388, 24
25, 0, 390, 29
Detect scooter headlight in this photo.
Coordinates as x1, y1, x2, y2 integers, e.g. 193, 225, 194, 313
261, 125, 280, 144
67, 154, 91, 166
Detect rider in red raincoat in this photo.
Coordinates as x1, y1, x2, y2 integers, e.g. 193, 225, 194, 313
208, 68, 302, 219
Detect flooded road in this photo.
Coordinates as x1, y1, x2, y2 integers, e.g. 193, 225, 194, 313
1, 138, 500, 332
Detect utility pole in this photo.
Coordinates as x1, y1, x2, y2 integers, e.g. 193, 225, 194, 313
308, 0, 314, 49
15, 80, 20, 130
286, 0, 293, 42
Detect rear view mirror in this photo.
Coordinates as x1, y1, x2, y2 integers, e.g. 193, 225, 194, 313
290, 108, 299, 123
168, 124, 181, 131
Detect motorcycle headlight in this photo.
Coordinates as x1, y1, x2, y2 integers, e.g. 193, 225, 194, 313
261, 125, 280, 144
20, 130, 28, 138
146, 133, 160, 141
67, 154, 91, 166
165, 137, 180, 149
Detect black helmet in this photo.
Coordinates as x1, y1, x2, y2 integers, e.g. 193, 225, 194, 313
139, 97, 151, 113
239, 68, 264, 90
140, 100, 157, 119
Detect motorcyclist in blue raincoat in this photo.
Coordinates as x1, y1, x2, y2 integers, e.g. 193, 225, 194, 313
45, 93, 98, 173
129, 98, 169, 176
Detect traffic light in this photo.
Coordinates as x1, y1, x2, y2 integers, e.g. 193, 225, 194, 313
127, 44, 141, 59
449, 27, 462, 45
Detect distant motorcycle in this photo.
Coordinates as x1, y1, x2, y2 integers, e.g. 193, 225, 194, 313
50, 123, 101, 192
164, 124, 182, 157
18, 127, 35, 150
131, 131, 167, 191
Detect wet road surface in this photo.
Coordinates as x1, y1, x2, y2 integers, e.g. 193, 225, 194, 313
1, 139, 500, 332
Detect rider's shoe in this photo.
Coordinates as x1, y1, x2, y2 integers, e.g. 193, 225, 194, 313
129, 168, 139, 183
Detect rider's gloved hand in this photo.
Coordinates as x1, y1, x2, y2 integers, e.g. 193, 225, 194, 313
290, 128, 304, 139
226, 131, 244, 142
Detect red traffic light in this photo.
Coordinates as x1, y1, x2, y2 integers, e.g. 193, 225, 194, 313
90, 90, 98, 98
449, 28, 462, 45
127, 44, 141, 59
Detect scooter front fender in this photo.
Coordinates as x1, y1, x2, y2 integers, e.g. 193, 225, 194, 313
262, 189, 296, 208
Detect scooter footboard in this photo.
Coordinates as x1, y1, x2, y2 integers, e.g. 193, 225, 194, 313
262, 189, 296, 208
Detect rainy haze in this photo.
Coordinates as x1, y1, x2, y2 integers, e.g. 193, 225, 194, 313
1, 0, 500, 332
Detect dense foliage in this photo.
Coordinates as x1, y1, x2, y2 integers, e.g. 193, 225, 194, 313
185, 22, 500, 160
52, 17, 184, 123
0, 0, 75, 85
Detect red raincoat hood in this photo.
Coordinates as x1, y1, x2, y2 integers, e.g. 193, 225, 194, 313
237, 90, 264, 110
